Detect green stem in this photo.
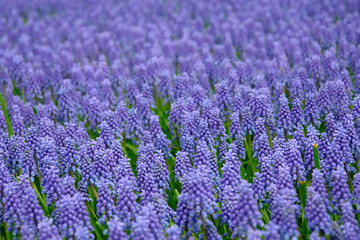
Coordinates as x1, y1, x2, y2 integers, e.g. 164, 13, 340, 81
0, 92, 13, 137
299, 181, 307, 208
184, 223, 190, 240
313, 143, 320, 169
4, 223, 9, 240
30, 181, 45, 203
30, 180, 49, 213
301, 213, 309, 239
260, 207, 270, 224
90, 184, 99, 199
86, 202, 98, 219
346, 168, 354, 193
174, 127, 181, 150
356, 211, 360, 227
21, 88, 26, 103
355, 159, 360, 173
245, 133, 257, 175
2, 83, 6, 106
122, 131, 127, 155
200, 212, 207, 240
87, 208, 104, 240
225, 110, 230, 135
265, 123, 273, 149
299, 181, 309, 239
50, 87, 58, 108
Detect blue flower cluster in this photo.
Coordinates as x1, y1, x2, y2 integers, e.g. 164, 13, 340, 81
0, 0, 360, 239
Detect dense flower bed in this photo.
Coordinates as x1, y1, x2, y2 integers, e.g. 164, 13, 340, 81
0, 0, 360, 239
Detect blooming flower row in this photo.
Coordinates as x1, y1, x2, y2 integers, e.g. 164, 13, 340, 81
0, 0, 360, 239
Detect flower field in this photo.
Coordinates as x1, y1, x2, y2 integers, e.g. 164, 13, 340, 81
1, 0, 360, 239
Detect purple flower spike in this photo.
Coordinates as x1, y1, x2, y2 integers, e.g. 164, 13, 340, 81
228, 180, 263, 238
132, 203, 164, 240
305, 187, 332, 235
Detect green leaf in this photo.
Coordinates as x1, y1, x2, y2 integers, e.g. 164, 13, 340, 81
260, 207, 270, 224
301, 216, 309, 240
30, 179, 49, 216
313, 144, 320, 170
125, 142, 138, 176
299, 182, 307, 208
0, 92, 13, 137
89, 218, 105, 240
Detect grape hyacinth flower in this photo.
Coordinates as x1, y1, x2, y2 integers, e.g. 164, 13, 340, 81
152, 150, 170, 194
107, 218, 129, 240
59, 137, 80, 175
55, 193, 93, 239
61, 176, 77, 197
115, 177, 139, 226
230, 112, 242, 139
6, 136, 25, 175
303, 126, 319, 172
264, 221, 281, 240
254, 133, 271, 165
96, 180, 116, 225
228, 180, 263, 238
274, 165, 299, 207
132, 203, 164, 240
1, 1, 360, 240
252, 172, 266, 202
3, 182, 22, 234
20, 183, 45, 231
260, 156, 275, 191
220, 162, 241, 192
193, 141, 218, 178
339, 201, 360, 239
0, 160, 11, 210
241, 107, 255, 134
305, 187, 332, 235
166, 225, 181, 240
174, 151, 192, 182
311, 169, 330, 211
270, 194, 299, 239
21, 143, 38, 181
353, 173, 360, 208
284, 139, 306, 182
41, 165, 62, 205
304, 92, 319, 126
277, 94, 292, 137
37, 219, 62, 240
176, 166, 218, 235
330, 166, 352, 214
147, 192, 175, 228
